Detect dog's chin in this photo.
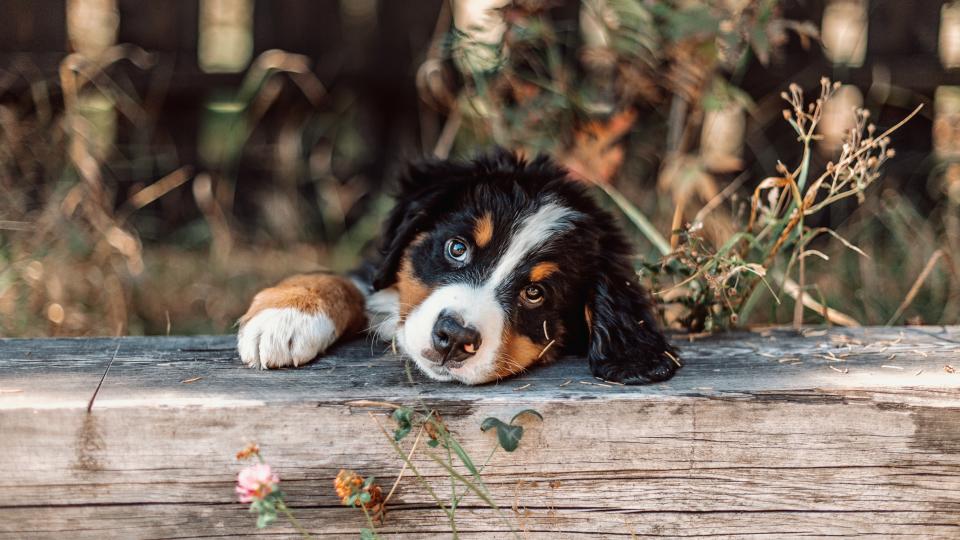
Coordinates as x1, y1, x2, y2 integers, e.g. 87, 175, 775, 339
411, 355, 454, 382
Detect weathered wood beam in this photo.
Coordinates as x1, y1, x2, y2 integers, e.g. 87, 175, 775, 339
1, 327, 959, 538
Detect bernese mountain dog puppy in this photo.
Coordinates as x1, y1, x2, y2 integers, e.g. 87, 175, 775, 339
237, 150, 680, 385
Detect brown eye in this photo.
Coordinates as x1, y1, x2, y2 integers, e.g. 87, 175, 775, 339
521, 284, 545, 305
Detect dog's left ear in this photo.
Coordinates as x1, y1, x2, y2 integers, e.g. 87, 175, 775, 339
585, 226, 681, 385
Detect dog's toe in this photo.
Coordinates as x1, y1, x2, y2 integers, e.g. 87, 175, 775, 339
238, 308, 337, 369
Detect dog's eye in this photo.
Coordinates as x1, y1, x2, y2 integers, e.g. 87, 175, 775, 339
521, 284, 545, 306
445, 237, 470, 264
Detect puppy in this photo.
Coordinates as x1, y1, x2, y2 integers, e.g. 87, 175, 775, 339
237, 150, 680, 384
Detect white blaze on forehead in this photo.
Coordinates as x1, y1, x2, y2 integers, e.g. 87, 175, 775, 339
486, 201, 580, 291
397, 200, 581, 385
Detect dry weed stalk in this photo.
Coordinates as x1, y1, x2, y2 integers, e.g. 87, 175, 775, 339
661, 78, 920, 331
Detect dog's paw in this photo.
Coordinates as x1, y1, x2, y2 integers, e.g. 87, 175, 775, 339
589, 340, 682, 385
237, 308, 338, 369
591, 353, 679, 384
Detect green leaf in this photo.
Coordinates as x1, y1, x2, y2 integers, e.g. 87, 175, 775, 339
448, 438, 479, 478
392, 407, 414, 441
653, 4, 719, 41
359, 492, 371, 504
427, 438, 439, 448
749, 25, 771, 66
480, 417, 506, 433
480, 417, 525, 452
362, 476, 375, 489
256, 508, 277, 529
510, 409, 543, 425
360, 528, 377, 540
496, 424, 524, 452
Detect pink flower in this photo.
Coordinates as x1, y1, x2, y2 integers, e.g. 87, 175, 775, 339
236, 464, 279, 503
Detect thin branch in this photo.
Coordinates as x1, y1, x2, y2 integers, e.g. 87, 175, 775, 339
781, 275, 860, 327
87, 343, 120, 413
886, 249, 945, 326
433, 106, 462, 159
369, 412, 452, 518
692, 170, 750, 227
802, 104, 924, 210
383, 425, 425, 506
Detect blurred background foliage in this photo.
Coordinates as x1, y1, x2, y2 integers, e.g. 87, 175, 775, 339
0, 0, 957, 337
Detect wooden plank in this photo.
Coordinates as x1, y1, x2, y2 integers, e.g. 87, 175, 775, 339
6, 505, 960, 539
1, 327, 959, 538
3, 327, 960, 404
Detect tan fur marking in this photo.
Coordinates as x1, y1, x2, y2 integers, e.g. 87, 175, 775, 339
529, 262, 559, 283
396, 256, 432, 321
474, 213, 494, 248
494, 323, 565, 379
584, 306, 594, 337
240, 274, 366, 335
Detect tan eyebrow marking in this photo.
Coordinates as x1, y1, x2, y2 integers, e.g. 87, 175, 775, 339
530, 262, 559, 282
474, 213, 494, 248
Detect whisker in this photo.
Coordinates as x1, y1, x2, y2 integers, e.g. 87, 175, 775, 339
495, 351, 529, 377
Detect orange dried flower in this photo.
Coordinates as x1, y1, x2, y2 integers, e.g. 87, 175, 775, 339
334, 469, 384, 515
334, 469, 362, 503
424, 412, 447, 443
236, 442, 260, 460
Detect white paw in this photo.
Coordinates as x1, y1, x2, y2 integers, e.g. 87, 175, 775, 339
237, 308, 337, 369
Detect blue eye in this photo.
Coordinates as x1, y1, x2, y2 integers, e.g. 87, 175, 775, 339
445, 238, 470, 263
521, 284, 545, 305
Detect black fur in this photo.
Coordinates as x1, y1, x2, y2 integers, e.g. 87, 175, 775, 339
371, 149, 680, 385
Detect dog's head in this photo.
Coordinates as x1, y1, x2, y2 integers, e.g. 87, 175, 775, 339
372, 150, 679, 385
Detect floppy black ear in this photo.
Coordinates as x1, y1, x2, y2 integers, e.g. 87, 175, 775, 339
371, 160, 466, 290
585, 227, 681, 385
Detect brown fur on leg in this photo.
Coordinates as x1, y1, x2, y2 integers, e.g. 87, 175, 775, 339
240, 273, 367, 337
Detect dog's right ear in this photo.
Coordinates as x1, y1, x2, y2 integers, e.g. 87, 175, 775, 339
371, 160, 466, 290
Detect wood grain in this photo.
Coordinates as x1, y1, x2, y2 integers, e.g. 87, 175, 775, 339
1, 327, 959, 538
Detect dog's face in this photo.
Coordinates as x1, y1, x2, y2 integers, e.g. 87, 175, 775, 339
373, 151, 679, 385
394, 198, 587, 383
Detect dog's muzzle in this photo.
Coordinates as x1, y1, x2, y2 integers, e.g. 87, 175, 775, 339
429, 309, 482, 366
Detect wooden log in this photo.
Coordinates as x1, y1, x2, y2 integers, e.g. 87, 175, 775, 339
1, 327, 960, 538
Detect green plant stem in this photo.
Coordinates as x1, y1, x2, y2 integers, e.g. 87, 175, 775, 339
793, 214, 806, 329
277, 501, 315, 540
599, 183, 671, 256
370, 413, 453, 519
453, 445, 498, 507
796, 142, 811, 191
423, 451, 520, 540
737, 205, 804, 313
445, 439, 459, 539
359, 504, 382, 539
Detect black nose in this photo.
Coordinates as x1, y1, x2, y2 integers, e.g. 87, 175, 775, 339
431, 311, 482, 365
